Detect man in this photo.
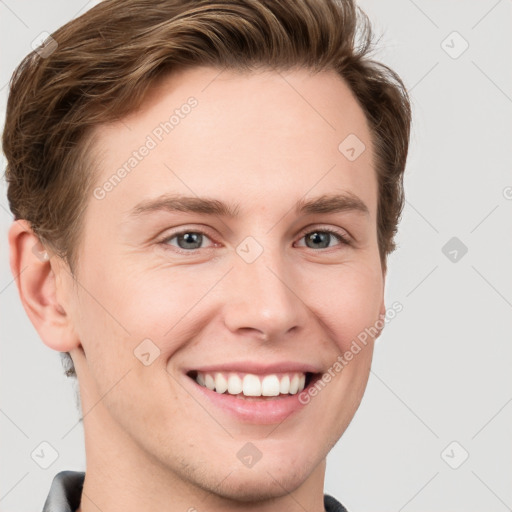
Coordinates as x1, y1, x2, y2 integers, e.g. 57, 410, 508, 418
3, 0, 411, 511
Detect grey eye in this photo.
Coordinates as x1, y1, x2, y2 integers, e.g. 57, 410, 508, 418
304, 231, 333, 249
175, 232, 204, 250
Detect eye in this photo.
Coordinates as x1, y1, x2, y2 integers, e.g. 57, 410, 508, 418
296, 228, 350, 250
160, 230, 215, 251
157, 226, 351, 254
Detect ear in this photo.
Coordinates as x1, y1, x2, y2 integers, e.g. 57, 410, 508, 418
8, 219, 81, 352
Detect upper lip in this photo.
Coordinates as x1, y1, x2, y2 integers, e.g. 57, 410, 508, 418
185, 361, 322, 375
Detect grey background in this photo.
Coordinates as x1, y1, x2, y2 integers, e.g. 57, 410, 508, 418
1, 1, 511, 511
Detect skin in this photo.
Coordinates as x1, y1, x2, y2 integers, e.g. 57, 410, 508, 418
9, 66, 386, 512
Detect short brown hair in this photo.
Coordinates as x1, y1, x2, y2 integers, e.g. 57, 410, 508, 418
2, 0, 411, 377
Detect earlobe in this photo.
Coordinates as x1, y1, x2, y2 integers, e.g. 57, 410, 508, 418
8, 219, 81, 353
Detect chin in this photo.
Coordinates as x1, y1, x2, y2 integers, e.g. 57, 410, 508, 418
210, 464, 311, 503
172, 445, 318, 504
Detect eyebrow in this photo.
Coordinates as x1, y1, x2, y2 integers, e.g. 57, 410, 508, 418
128, 192, 369, 219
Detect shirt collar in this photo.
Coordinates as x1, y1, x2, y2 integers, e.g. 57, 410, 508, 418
42, 471, 85, 512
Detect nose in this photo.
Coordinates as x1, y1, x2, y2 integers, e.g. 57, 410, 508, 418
222, 248, 306, 342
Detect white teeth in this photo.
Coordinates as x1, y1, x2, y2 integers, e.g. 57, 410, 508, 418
261, 375, 280, 396
227, 373, 243, 394
298, 373, 306, 391
279, 375, 290, 394
194, 371, 308, 397
289, 374, 300, 394
214, 372, 228, 394
204, 374, 215, 390
243, 374, 261, 396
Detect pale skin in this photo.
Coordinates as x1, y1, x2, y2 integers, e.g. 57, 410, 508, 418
9, 66, 386, 512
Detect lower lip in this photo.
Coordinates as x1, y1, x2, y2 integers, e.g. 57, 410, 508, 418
188, 376, 311, 424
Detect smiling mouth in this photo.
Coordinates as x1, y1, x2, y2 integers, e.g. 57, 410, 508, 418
187, 370, 317, 399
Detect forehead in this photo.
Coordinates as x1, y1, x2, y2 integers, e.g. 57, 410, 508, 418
88, 66, 376, 222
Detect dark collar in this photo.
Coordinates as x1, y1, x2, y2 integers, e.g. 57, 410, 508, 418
42, 471, 85, 512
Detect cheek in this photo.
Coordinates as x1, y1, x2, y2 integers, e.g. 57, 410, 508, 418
73, 258, 225, 371
299, 261, 384, 352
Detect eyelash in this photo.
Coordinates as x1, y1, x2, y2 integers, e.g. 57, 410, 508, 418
157, 226, 351, 254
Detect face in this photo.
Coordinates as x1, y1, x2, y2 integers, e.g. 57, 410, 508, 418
63, 67, 385, 500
